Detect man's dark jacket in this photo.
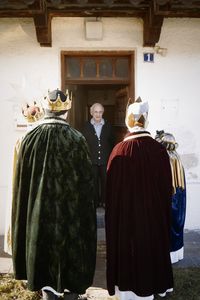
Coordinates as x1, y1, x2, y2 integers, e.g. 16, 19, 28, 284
82, 120, 115, 165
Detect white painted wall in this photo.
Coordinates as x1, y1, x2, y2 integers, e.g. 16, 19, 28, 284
0, 17, 200, 234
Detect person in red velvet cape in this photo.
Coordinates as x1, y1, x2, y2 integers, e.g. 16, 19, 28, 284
105, 97, 174, 300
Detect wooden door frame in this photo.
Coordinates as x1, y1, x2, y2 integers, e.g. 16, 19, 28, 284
61, 50, 135, 100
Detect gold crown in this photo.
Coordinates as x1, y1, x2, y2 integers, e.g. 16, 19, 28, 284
43, 89, 72, 112
22, 101, 44, 123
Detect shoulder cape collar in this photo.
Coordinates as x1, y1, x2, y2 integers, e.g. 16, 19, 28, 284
123, 131, 151, 142
40, 117, 69, 126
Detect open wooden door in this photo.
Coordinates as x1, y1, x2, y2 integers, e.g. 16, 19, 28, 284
114, 86, 129, 143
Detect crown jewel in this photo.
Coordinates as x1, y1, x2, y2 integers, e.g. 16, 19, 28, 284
22, 101, 44, 123
43, 89, 72, 112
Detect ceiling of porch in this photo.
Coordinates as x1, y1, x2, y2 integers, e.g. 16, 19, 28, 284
0, 0, 200, 47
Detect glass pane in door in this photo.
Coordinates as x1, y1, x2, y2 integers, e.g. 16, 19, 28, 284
115, 58, 129, 78
83, 58, 96, 77
99, 58, 112, 77
66, 58, 80, 78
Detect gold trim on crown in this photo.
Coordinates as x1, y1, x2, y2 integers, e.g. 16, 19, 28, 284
43, 89, 72, 112
22, 101, 44, 123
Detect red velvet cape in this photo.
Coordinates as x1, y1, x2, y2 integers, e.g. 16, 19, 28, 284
105, 131, 174, 297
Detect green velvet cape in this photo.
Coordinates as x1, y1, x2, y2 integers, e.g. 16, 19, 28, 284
12, 118, 97, 293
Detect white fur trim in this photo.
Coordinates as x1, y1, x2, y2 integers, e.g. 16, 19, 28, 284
123, 133, 151, 142
170, 247, 184, 264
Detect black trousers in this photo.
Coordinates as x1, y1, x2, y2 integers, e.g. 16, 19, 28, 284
92, 164, 107, 208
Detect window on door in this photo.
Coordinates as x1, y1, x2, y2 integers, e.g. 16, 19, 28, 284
63, 54, 132, 83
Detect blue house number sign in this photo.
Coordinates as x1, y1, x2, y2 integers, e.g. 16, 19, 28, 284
143, 52, 154, 63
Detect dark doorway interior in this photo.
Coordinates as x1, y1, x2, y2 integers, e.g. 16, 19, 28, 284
68, 84, 128, 143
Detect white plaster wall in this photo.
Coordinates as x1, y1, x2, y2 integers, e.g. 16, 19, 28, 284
0, 17, 200, 234
136, 18, 200, 229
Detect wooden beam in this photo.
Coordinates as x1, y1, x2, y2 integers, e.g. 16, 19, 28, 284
34, 9, 52, 47
153, 0, 200, 17
143, 3, 164, 47
0, 0, 45, 17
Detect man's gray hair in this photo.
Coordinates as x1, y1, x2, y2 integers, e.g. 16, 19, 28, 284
90, 103, 104, 115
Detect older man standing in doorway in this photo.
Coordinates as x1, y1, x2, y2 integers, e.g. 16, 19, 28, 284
82, 102, 115, 208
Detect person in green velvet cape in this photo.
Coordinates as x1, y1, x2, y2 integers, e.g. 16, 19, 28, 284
4, 101, 44, 256
12, 89, 97, 300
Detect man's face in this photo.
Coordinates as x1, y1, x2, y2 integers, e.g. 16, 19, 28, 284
91, 105, 104, 123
